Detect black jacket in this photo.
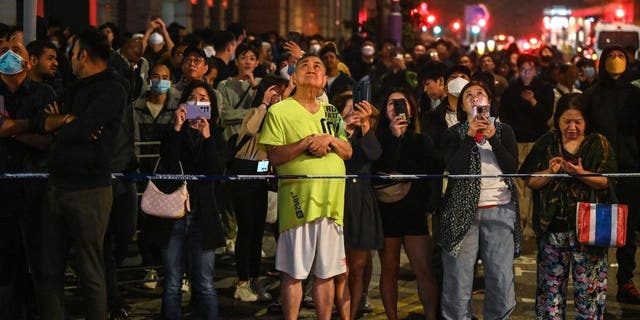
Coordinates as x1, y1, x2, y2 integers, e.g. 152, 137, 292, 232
499, 77, 554, 142
146, 125, 226, 250
422, 99, 455, 152
374, 126, 443, 212
584, 45, 640, 172
35, 70, 128, 190
326, 72, 355, 103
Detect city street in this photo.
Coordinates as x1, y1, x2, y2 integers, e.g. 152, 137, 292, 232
62, 230, 640, 319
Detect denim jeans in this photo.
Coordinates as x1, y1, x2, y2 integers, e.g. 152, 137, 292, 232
441, 203, 517, 320
161, 212, 218, 320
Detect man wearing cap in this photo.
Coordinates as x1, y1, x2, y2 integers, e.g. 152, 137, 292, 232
174, 46, 209, 94
0, 38, 56, 318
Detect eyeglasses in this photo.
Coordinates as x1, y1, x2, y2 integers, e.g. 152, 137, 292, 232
184, 57, 204, 66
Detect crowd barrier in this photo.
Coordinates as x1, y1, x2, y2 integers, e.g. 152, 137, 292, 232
3, 172, 640, 181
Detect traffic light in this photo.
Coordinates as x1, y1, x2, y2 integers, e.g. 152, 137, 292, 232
452, 21, 461, 32
427, 14, 436, 25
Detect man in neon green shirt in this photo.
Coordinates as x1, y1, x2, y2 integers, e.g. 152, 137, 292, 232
259, 53, 352, 320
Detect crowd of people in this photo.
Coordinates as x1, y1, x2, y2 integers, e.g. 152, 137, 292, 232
1, 16, 640, 320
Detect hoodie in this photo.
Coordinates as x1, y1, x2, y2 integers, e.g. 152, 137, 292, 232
584, 45, 640, 172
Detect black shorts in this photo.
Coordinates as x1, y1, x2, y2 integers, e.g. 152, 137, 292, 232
378, 197, 429, 238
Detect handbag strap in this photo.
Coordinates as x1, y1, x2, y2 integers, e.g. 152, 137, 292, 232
152, 157, 184, 174
608, 179, 619, 203
232, 83, 255, 109
588, 178, 618, 203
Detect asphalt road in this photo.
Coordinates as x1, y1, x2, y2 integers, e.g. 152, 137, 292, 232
62, 231, 640, 319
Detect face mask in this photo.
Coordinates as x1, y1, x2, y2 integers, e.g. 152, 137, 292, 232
148, 32, 164, 46
203, 46, 215, 58
584, 66, 595, 78
361, 45, 375, 57
447, 77, 469, 97
150, 79, 171, 94
605, 57, 626, 75
0, 50, 24, 75
309, 44, 321, 54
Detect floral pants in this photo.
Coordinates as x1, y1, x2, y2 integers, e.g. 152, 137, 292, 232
535, 231, 607, 320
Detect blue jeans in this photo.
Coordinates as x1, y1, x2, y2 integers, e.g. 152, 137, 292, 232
161, 213, 218, 320
441, 203, 517, 320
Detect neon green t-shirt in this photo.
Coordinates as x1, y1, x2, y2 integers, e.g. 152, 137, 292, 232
258, 97, 347, 232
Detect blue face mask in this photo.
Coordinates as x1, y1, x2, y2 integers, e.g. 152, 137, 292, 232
150, 79, 171, 94
0, 50, 24, 75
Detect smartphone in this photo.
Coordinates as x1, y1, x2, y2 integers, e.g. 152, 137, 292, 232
393, 99, 408, 118
185, 102, 211, 120
353, 86, 363, 105
475, 105, 491, 118
287, 31, 302, 44
522, 85, 532, 92
257, 160, 269, 173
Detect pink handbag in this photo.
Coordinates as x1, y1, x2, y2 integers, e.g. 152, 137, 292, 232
140, 160, 190, 219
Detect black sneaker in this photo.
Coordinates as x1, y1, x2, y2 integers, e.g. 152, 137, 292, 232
617, 281, 640, 304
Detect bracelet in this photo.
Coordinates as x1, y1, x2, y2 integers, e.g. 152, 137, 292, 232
62, 114, 72, 124
259, 102, 268, 107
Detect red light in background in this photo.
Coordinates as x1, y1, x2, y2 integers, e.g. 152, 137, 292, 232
529, 37, 538, 45
478, 18, 486, 28
615, 8, 625, 19
427, 15, 436, 24
452, 21, 461, 31
420, 2, 428, 13
190, 0, 197, 4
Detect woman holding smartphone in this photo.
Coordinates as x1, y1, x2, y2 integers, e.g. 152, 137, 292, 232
519, 93, 615, 319
373, 88, 441, 320
439, 80, 520, 319
147, 80, 225, 319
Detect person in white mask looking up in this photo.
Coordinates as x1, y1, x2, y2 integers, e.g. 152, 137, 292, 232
347, 38, 376, 82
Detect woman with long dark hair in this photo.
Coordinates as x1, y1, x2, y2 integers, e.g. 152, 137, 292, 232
373, 87, 441, 319
147, 80, 226, 319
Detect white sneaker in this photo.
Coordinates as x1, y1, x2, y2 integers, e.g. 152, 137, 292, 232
142, 269, 158, 289
181, 275, 190, 292
226, 239, 236, 256
234, 281, 258, 302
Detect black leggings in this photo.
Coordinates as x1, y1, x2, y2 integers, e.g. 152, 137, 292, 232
232, 180, 268, 281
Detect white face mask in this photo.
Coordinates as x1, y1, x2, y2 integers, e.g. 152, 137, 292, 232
203, 46, 215, 58
309, 43, 321, 54
361, 45, 375, 57
447, 77, 469, 98
280, 65, 293, 80
148, 32, 164, 46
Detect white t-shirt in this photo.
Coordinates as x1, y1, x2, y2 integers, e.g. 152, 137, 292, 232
477, 141, 511, 207
146, 101, 163, 119
445, 109, 458, 128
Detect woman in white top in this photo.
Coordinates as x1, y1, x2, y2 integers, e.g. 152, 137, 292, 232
439, 80, 521, 320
